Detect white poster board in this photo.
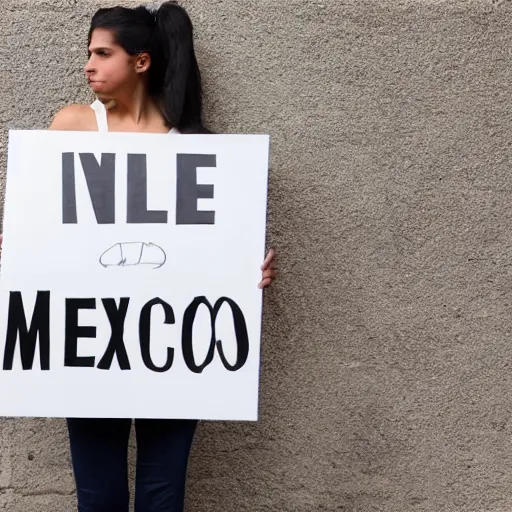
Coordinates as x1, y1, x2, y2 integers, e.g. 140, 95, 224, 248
0, 130, 269, 421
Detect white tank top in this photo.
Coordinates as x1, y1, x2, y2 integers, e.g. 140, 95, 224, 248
90, 99, 180, 134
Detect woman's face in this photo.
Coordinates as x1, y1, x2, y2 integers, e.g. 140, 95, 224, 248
85, 28, 142, 100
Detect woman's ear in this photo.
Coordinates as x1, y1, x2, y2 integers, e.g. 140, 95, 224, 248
135, 52, 151, 74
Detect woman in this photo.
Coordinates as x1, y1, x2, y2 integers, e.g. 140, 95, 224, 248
47, 2, 277, 511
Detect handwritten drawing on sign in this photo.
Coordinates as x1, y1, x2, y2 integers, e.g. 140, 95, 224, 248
0, 130, 269, 420
99, 242, 166, 269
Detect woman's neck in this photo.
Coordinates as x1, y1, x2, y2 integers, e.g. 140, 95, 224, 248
101, 83, 161, 127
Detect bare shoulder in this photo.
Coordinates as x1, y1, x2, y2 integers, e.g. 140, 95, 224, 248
49, 104, 96, 131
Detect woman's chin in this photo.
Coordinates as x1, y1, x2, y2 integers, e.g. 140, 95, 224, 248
89, 83, 110, 96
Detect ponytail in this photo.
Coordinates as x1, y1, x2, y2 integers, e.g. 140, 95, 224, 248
156, 2, 207, 133
89, 1, 209, 134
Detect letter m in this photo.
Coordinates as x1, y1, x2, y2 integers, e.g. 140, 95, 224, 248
3, 291, 50, 370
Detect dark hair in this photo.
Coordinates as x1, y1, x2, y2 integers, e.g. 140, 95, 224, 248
89, 1, 209, 134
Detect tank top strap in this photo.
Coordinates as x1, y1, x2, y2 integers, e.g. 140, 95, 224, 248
89, 99, 180, 134
90, 99, 109, 132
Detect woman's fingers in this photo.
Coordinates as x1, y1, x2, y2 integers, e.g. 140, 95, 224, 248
259, 248, 277, 288
258, 268, 277, 289
258, 277, 273, 289
263, 269, 277, 279
261, 248, 276, 271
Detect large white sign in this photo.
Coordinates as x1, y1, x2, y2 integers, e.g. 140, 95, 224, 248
0, 130, 269, 420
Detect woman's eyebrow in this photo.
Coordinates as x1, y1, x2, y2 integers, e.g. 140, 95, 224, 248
88, 46, 112, 53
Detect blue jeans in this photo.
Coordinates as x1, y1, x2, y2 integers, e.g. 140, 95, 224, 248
66, 418, 198, 512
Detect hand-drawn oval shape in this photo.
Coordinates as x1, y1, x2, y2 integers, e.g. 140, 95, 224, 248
100, 242, 166, 269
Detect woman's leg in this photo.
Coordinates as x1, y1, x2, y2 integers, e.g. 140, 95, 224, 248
134, 419, 198, 512
67, 418, 132, 512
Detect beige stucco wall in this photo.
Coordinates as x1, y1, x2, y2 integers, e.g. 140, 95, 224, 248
1, 0, 512, 510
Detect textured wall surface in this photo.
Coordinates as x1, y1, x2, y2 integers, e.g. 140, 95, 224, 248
1, 0, 512, 510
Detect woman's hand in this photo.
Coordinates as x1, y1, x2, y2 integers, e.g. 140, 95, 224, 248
258, 248, 277, 289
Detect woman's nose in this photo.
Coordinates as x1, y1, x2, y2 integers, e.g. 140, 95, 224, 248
84, 56, 95, 75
